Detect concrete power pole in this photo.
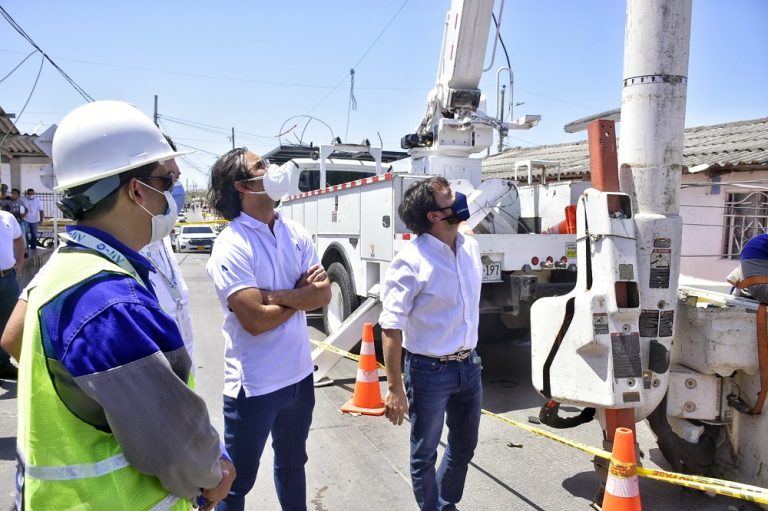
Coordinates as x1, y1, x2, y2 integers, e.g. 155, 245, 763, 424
153, 95, 159, 127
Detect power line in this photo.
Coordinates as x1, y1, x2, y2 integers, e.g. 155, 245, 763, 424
0, 53, 44, 149
0, 6, 94, 102
0, 48, 426, 92
158, 119, 214, 180
175, 141, 220, 157
307, 0, 410, 115
0, 49, 37, 83
158, 114, 277, 142
179, 155, 210, 178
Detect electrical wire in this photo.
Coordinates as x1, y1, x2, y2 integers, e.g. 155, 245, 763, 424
174, 142, 220, 157
277, 115, 335, 146
179, 155, 210, 177
158, 119, 214, 179
0, 6, 93, 102
306, 0, 410, 116
0, 49, 37, 83
0, 53, 44, 149
0, 48, 424, 91
159, 114, 276, 141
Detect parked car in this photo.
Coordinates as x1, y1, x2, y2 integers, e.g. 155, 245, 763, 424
177, 211, 187, 223
174, 225, 217, 253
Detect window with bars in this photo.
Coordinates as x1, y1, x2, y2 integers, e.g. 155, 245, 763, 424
723, 191, 768, 259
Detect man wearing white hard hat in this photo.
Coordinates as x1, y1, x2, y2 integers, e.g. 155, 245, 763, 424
9, 101, 234, 510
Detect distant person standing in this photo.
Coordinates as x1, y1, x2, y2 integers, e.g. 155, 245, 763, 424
0, 183, 9, 200
22, 188, 44, 251
0, 207, 24, 379
380, 176, 483, 511
6, 189, 26, 223
6, 189, 27, 257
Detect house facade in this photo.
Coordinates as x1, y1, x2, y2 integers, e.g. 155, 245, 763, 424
0, 106, 57, 218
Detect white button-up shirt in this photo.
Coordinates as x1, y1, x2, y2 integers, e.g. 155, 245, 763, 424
0, 211, 21, 269
206, 211, 318, 398
141, 237, 195, 364
379, 232, 482, 357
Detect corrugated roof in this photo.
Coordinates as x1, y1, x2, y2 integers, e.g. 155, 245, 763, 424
483, 117, 768, 181
0, 106, 47, 157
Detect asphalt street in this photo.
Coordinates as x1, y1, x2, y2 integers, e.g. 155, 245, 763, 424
0, 236, 760, 510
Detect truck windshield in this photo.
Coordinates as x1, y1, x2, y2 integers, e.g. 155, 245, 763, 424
183, 226, 214, 234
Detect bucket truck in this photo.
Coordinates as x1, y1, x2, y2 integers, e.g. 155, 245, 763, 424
531, 0, 768, 498
279, 0, 587, 384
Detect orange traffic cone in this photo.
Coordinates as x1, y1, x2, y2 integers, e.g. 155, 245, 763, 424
544, 205, 577, 234
340, 323, 385, 416
601, 427, 642, 511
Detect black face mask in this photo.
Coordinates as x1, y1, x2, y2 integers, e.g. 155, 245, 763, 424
432, 191, 470, 225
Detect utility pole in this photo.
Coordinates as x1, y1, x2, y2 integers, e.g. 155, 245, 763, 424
153, 95, 159, 127
231, 127, 235, 150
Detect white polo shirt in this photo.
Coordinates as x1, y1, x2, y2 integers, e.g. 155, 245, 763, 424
141, 237, 195, 364
379, 232, 482, 357
206, 211, 318, 398
0, 211, 21, 270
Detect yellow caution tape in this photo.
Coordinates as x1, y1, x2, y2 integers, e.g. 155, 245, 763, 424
311, 339, 768, 503
310, 339, 384, 369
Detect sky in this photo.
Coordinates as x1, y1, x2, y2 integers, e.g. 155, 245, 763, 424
1, 0, 766, 189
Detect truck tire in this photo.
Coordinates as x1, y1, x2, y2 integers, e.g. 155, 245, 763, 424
323, 262, 356, 335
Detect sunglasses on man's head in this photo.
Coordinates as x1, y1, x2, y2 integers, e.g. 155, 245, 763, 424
137, 174, 176, 192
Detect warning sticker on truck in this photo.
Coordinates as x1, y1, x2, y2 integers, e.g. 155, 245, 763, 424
611, 333, 642, 378
650, 248, 671, 288
593, 313, 609, 335
659, 310, 675, 337
619, 264, 634, 281
639, 309, 659, 337
566, 242, 577, 259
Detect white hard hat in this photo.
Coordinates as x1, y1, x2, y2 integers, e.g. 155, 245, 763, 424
52, 100, 191, 191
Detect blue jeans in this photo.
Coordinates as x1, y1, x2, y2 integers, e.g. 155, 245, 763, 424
0, 272, 19, 367
24, 221, 38, 250
217, 373, 315, 511
404, 351, 483, 511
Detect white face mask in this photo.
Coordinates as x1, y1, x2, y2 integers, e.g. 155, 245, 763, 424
136, 180, 177, 244
241, 164, 291, 201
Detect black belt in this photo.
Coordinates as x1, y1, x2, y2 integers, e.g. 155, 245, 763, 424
0, 267, 15, 277
411, 349, 472, 362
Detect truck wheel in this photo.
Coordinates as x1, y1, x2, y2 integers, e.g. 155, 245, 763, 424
323, 262, 355, 335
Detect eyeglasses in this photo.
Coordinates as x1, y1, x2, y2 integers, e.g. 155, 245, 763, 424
252, 158, 270, 171
137, 174, 176, 192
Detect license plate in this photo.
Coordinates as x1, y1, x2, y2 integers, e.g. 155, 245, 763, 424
482, 261, 501, 282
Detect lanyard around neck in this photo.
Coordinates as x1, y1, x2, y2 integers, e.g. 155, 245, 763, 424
141, 241, 183, 309
62, 229, 145, 286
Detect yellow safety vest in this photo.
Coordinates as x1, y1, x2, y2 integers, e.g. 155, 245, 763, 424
17, 249, 191, 510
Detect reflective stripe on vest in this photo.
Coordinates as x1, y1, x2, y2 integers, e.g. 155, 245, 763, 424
24, 451, 129, 481
150, 493, 181, 511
